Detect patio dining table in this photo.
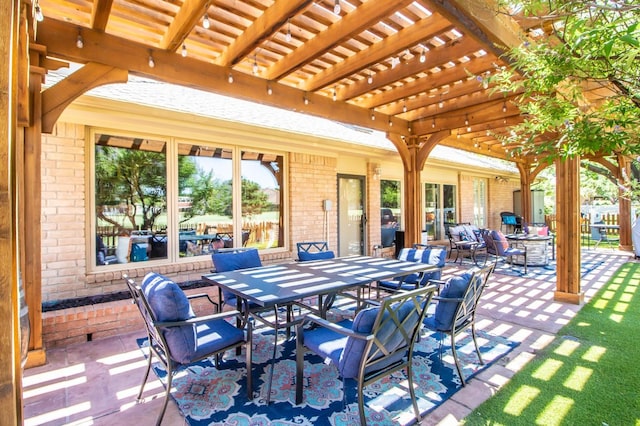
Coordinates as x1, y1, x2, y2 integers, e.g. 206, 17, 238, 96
202, 255, 437, 403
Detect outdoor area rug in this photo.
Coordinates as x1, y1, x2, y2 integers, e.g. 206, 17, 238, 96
138, 326, 518, 425
484, 250, 605, 280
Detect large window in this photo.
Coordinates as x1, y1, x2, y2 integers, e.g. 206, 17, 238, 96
241, 151, 283, 249
93, 132, 285, 268
473, 178, 487, 227
94, 135, 167, 266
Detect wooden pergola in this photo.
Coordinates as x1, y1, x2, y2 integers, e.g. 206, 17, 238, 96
0, 0, 633, 421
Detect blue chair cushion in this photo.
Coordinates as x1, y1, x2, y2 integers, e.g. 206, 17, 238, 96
298, 250, 335, 261
211, 249, 262, 272
211, 249, 262, 304
392, 247, 446, 286
425, 272, 472, 332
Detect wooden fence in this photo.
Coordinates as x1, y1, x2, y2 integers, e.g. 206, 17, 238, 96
544, 213, 620, 237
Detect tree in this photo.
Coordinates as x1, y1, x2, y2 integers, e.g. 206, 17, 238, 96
491, 1, 640, 171
241, 178, 269, 218
95, 146, 167, 231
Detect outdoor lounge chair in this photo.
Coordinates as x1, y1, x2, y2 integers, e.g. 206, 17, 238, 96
124, 272, 252, 425
295, 285, 437, 425
423, 262, 494, 386
484, 229, 528, 274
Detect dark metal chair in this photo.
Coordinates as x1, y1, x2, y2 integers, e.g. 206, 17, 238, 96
124, 272, 252, 425
295, 285, 437, 425
296, 241, 335, 261
376, 246, 447, 295
423, 262, 495, 385
483, 229, 528, 274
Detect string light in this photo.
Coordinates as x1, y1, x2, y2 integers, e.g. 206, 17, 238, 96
252, 55, 259, 74
181, 44, 187, 57
438, 95, 444, 108
334, 0, 341, 14
76, 29, 84, 49
432, 118, 436, 128
367, 71, 373, 84
465, 114, 471, 132
403, 102, 407, 113
267, 83, 273, 95
502, 101, 507, 113
203, 14, 210, 29
228, 72, 234, 83
34, 0, 44, 22
419, 48, 426, 63
457, 129, 461, 139
286, 20, 292, 42
303, 94, 309, 105
148, 51, 155, 68
370, 109, 375, 121
332, 86, 337, 101
388, 118, 393, 127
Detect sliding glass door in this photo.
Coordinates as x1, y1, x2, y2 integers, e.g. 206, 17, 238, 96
424, 183, 457, 241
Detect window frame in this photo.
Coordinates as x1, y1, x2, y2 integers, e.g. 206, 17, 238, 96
89, 128, 289, 272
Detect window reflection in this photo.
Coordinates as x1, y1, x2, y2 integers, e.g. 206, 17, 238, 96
177, 143, 233, 257
94, 134, 167, 266
241, 151, 284, 249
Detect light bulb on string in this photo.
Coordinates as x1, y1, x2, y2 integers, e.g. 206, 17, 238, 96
203, 14, 210, 29
181, 44, 187, 57
502, 102, 507, 113
419, 48, 426, 63
403, 102, 407, 113
334, 0, 341, 14
252, 56, 259, 74
34, 1, 44, 22
228, 72, 234, 83
367, 71, 373, 84
286, 20, 292, 42
76, 30, 84, 49
332, 87, 337, 101
148, 51, 155, 68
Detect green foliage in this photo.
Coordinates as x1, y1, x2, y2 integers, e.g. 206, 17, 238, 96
241, 178, 270, 218
380, 179, 401, 209
95, 146, 167, 230
491, 1, 640, 165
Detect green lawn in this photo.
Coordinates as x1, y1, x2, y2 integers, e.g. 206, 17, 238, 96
464, 262, 640, 426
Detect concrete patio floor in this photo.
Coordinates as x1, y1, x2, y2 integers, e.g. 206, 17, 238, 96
22, 249, 633, 426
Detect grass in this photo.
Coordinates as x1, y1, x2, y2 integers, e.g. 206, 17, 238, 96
464, 262, 640, 426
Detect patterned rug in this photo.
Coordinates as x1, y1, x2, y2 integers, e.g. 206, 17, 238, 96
138, 325, 518, 425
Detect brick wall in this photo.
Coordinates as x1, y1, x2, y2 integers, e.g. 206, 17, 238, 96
288, 153, 338, 247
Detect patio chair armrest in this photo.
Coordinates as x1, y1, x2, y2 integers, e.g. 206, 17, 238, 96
297, 313, 373, 340
157, 309, 243, 327
186, 293, 219, 311
432, 295, 465, 304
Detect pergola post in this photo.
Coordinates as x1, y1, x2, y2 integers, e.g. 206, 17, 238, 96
516, 162, 532, 223
1, 0, 23, 423
617, 154, 632, 251
554, 156, 584, 304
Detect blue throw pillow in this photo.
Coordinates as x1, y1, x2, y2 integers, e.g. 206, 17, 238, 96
431, 272, 472, 331
298, 250, 335, 261
141, 272, 194, 321
141, 272, 197, 364
339, 306, 379, 378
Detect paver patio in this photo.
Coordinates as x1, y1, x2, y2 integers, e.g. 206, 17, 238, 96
23, 248, 632, 426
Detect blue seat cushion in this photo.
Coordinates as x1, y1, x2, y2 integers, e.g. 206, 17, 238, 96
424, 272, 472, 332
298, 250, 335, 261
304, 301, 418, 379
